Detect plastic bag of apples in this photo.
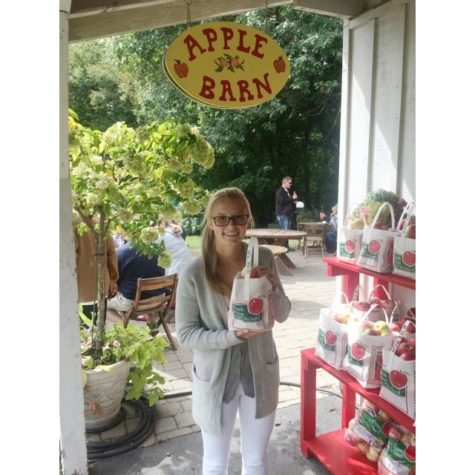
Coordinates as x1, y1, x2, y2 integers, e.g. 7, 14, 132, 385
315, 292, 352, 369
344, 399, 394, 463
378, 423, 416, 475
343, 304, 393, 388
380, 320, 416, 419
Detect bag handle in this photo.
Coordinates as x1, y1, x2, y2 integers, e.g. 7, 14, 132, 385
244, 237, 260, 299
370, 202, 395, 230
362, 303, 390, 325
391, 319, 416, 354
369, 284, 392, 301
332, 291, 350, 307
396, 201, 416, 233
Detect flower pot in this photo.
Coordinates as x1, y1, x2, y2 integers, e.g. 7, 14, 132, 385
83, 359, 131, 431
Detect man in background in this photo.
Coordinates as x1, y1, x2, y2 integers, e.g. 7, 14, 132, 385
275, 176, 298, 250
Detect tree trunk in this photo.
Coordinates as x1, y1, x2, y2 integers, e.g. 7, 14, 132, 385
93, 214, 107, 361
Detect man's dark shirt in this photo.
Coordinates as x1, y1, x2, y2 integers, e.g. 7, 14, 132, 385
275, 186, 295, 216
117, 243, 165, 300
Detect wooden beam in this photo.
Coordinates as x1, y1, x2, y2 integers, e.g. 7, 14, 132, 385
69, 0, 292, 42
292, 0, 366, 19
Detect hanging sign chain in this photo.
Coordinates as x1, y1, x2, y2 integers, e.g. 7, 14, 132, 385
264, 0, 269, 33
184, 0, 192, 26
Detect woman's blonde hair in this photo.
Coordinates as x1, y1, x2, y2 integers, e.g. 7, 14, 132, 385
201, 187, 254, 294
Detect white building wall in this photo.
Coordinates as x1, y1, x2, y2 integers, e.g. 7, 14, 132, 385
337, 0, 415, 304
59, 0, 89, 473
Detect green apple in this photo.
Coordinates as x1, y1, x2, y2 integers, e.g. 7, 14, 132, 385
373, 321, 389, 333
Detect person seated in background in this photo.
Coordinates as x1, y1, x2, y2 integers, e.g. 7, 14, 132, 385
108, 241, 166, 314
324, 205, 338, 254
74, 213, 119, 321
112, 225, 127, 250
156, 218, 193, 277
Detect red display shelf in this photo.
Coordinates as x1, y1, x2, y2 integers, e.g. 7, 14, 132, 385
301, 348, 415, 474
323, 256, 415, 299
302, 429, 377, 475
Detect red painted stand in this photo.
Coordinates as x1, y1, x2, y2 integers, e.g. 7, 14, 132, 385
300, 349, 415, 475
323, 256, 415, 299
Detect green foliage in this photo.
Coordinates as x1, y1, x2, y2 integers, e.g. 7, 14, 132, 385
106, 7, 342, 224
69, 111, 215, 362
80, 306, 168, 406
347, 189, 408, 230
69, 39, 139, 131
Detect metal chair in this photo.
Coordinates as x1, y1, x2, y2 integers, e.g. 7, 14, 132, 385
123, 274, 178, 350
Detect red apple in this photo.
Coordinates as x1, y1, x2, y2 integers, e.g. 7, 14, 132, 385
247, 297, 263, 315
354, 301, 371, 311
364, 329, 379, 336
250, 266, 261, 278
368, 240, 381, 254
369, 297, 382, 306
273, 56, 286, 73
345, 240, 356, 254
351, 343, 366, 360
390, 370, 408, 389
325, 330, 337, 345
405, 445, 416, 462
173, 59, 189, 78
388, 426, 402, 440
382, 421, 393, 437
399, 352, 415, 361
390, 321, 403, 333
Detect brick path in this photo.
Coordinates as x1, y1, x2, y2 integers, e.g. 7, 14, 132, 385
144, 249, 338, 447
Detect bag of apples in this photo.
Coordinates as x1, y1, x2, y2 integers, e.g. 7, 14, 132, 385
343, 304, 393, 388
345, 399, 394, 464
393, 202, 416, 280
351, 284, 399, 323
357, 202, 398, 273
316, 292, 351, 369
378, 424, 416, 475
228, 237, 274, 332
380, 320, 416, 419
337, 211, 366, 263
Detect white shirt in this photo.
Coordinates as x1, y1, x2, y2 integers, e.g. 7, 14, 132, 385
157, 227, 193, 276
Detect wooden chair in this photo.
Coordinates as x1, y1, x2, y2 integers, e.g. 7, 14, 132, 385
302, 223, 326, 257
123, 274, 178, 350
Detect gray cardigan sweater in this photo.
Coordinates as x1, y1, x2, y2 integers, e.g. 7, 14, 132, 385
175, 245, 291, 435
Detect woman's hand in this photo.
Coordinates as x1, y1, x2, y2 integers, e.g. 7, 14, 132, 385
236, 329, 262, 340
255, 266, 278, 290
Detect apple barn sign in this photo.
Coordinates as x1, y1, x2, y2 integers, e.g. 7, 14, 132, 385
163, 21, 290, 109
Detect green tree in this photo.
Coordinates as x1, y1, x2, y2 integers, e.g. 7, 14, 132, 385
69, 109, 214, 360
111, 7, 342, 223
69, 39, 139, 131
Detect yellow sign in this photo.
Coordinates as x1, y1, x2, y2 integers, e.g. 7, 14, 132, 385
163, 21, 290, 109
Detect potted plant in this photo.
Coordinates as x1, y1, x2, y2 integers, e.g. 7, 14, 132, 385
68, 109, 214, 429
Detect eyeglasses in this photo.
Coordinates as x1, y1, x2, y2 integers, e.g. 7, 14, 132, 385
212, 214, 249, 226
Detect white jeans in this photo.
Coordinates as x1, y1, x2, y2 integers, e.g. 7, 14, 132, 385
201, 386, 276, 475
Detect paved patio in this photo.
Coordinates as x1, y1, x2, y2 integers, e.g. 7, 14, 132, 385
90, 246, 340, 461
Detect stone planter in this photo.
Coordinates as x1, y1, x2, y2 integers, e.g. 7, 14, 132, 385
83, 359, 132, 431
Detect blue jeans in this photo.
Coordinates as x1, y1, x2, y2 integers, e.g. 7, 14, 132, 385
276, 214, 291, 230
276, 214, 291, 249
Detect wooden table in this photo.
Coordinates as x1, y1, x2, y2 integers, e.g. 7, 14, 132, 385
245, 229, 307, 275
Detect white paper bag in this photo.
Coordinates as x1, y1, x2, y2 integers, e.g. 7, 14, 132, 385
357, 202, 397, 273
337, 211, 366, 263
392, 202, 416, 280
379, 321, 416, 419
228, 237, 274, 332
343, 305, 393, 388
316, 292, 351, 369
